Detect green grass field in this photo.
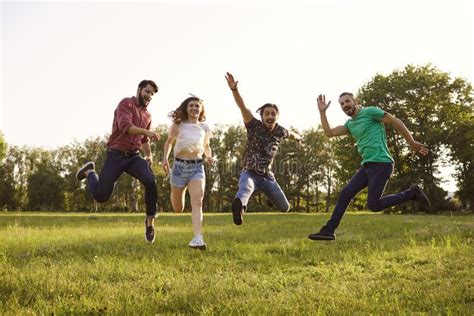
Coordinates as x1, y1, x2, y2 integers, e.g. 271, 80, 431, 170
0, 212, 473, 315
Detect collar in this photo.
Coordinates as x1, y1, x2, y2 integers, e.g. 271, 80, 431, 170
131, 96, 148, 111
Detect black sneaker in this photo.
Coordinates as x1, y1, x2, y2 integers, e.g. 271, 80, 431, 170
231, 198, 243, 226
308, 226, 336, 241
410, 184, 432, 212
76, 161, 95, 181
144, 219, 155, 243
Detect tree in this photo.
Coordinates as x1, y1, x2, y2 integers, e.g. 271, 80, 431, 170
151, 125, 173, 212
0, 131, 6, 163
300, 128, 331, 212
27, 159, 65, 211
213, 125, 246, 212
274, 127, 304, 210
0, 132, 17, 210
445, 102, 474, 209
59, 137, 108, 211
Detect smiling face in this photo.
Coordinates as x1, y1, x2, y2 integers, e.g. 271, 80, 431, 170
339, 93, 357, 117
186, 100, 203, 120
137, 84, 156, 107
261, 107, 279, 130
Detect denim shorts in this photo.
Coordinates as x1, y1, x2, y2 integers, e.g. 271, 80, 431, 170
170, 159, 205, 187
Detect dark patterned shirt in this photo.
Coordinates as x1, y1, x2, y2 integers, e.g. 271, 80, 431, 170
242, 118, 289, 175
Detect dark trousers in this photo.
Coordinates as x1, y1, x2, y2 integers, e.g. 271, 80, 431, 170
87, 150, 158, 217
326, 162, 414, 231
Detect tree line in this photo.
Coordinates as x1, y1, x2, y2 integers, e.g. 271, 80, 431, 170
1, 65, 472, 213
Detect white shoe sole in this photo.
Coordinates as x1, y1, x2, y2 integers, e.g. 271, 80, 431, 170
189, 244, 207, 250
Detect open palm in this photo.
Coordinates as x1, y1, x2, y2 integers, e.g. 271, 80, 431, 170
317, 94, 331, 112
225, 72, 238, 90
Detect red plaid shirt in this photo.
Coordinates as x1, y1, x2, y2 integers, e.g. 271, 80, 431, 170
107, 96, 152, 151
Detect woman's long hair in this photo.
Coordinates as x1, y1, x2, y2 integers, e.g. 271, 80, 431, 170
168, 97, 206, 124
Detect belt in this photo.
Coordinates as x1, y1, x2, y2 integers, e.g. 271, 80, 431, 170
245, 168, 273, 178
363, 161, 392, 166
175, 157, 203, 163
109, 149, 140, 157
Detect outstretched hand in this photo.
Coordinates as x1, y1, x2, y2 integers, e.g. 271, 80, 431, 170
146, 130, 160, 142
317, 94, 331, 112
205, 156, 216, 165
146, 156, 153, 166
225, 72, 238, 90
410, 141, 429, 156
162, 159, 170, 173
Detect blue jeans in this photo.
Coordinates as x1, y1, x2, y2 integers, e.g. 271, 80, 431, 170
170, 160, 205, 188
235, 169, 290, 211
87, 150, 158, 217
326, 162, 414, 231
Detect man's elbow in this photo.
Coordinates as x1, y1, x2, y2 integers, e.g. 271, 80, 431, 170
383, 114, 400, 127
121, 124, 134, 134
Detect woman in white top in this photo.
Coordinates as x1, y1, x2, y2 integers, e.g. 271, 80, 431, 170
162, 96, 213, 250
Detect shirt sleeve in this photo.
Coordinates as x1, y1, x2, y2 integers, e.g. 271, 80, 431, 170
276, 125, 289, 140
141, 119, 151, 144
116, 99, 134, 134
367, 106, 386, 121
168, 123, 179, 139
244, 117, 258, 131
203, 124, 213, 145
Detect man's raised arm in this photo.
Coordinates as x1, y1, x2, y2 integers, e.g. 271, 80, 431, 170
226, 72, 253, 124
317, 94, 348, 137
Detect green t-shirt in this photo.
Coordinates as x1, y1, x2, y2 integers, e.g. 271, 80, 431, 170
344, 106, 393, 165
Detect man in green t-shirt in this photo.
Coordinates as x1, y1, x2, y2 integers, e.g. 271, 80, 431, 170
308, 92, 431, 241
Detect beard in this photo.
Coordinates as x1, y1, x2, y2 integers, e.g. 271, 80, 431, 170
344, 107, 355, 116
138, 94, 147, 107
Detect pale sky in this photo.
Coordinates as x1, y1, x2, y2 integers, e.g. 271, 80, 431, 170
1, 0, 473, 191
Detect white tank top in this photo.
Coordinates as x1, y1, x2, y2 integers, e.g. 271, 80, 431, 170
170, 122, 212, 157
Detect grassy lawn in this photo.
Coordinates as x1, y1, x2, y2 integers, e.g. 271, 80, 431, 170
0, 212, 473, 314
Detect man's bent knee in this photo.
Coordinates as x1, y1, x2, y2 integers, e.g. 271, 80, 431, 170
94, 195, 110, 203
367, 202, 384, 212
142, 177, 157, 188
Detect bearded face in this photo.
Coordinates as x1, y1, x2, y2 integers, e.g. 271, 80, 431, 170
261, 107, 278, 130
339, 94, 357, 117
137, 84, 155, 107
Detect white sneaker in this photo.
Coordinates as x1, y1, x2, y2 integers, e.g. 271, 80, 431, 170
188, 234, 207, 250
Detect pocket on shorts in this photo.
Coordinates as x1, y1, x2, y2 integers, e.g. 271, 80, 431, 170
191, 163, 205, 180
171, 163, 183, 177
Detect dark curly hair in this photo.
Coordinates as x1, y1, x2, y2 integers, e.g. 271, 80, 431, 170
168, 97, 206, 124
339, 92, 355, 99
256, 103, 279, 116
138, 80, 158, 93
